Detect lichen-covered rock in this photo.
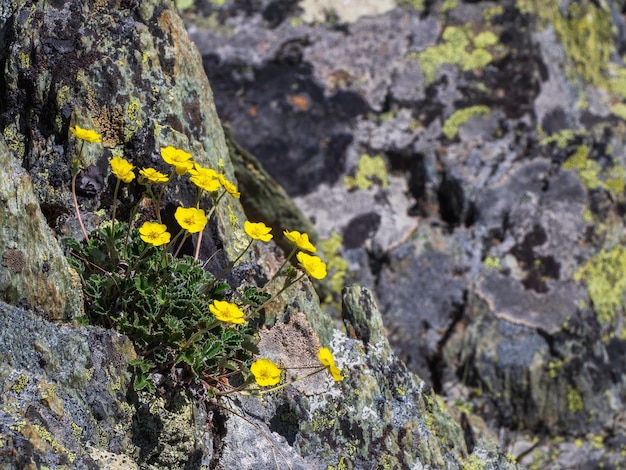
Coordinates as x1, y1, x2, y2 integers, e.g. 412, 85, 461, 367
214, 285, 515, 469
0, 135, 83, 320
0, 302, 136, 468
186, 0, 626, 467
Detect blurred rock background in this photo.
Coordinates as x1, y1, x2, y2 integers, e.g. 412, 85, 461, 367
182, 0, 626, 467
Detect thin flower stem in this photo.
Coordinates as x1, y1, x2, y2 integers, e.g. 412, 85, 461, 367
251, 272, 305, 316
200, 239, 253, 295
265, 246, 298, 288
173, 231, 189, 258
194, 230, 203, 261
111, 178, 121, 236
71, 171, 90, 242
246, 367, 326, 395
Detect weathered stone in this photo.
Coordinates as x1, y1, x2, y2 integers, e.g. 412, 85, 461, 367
0, 135, 83, 320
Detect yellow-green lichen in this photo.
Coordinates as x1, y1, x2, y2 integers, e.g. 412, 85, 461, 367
124, 99, 143, 140
3, 124, 26, 157
518, 1, 620, 99
561, 145, 624, 196
71, 422, 83, 438
344, 154, 388, 190
483, 5, 504, 24
547, 360, 562, 379
539, 128, 584, 148
442, 105, 491, 140
413, 24, 499, 85
574, 246, 626, 326
591, 434, 604, 449
483, 255, 502, 270
10, 374, 28, 394
567, 386, 584, 413
175, 0, 195, 10
441, 0, 458, 13
462, 453, 487, 470
610, 102, 626, 120
319, 232, 349, 309
397, 0, 425, 10
562, 145, 589, 170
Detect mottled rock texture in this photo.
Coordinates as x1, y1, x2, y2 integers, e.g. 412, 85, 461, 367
0, 0, 512, 468
187, 0, 626, 467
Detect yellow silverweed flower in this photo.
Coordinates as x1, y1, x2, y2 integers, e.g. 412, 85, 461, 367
209, 300, 246, 325
296, 252, 327, 280
175, 207, 207, 234
110, 156, 136, 183
318, 347, 343, 382
250, 358, 281, 387
188, 164, 220, 192
188, 163, 218, 178
218, 174, 241, 198
69, 125, 102, 143
160, 146, 193, 175
139, 167, 169, 184
244, 221, 273, 242
284, 230, 316, 253
138, 221, 171, 246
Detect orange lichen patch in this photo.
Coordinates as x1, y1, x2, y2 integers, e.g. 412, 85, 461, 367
287, 94, 310, 111
2, 249, 25, 273
248, 105, 257, 117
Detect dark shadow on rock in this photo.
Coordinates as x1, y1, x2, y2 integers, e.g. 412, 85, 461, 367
203, 54, 370, 197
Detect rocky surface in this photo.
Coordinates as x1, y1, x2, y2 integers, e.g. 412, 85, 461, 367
185, 0, 626, 467
0, 0, 513, 468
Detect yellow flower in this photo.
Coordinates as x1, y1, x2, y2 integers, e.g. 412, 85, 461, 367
244, 221, 273, 242
188, 164, 220, 192
138, 221, 171, 246
160, 146, 193, 175
218, 174, 241, 198
209, 300, 246, 325
284, 230, 316, 253
175, 207, 207, 233
250, 358, 281, 387
296, 252, 327, 280
139, 167, 169, 184
110, 156, 135, 183
318, 347, 343, 382
70, 125, 102, 143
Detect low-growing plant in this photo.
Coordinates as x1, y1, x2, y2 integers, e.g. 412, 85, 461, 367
65, 126, 342, 396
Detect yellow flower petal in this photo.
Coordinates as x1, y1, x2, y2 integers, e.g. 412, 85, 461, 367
296, 252, 327, 280
244, 221, 273, 242
175, 207, 207, 234
318, 347, 343, 381
284, 230, 316, 253
70, 125, 102, 143
250, 358, 281, 387
139, 167, 169, 184
161, 146, 193, 175
110, 156, 135, 183
138, 221, 171, 246
209, 300, 246, 325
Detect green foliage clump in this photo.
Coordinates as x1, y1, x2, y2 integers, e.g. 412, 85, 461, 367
65, 127, 341, 395
66, 223, 259, 392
